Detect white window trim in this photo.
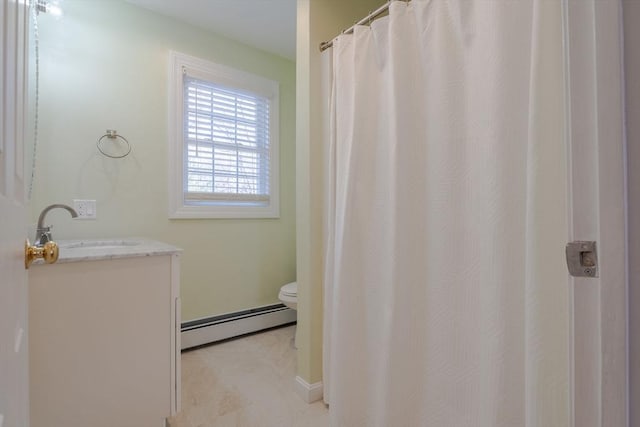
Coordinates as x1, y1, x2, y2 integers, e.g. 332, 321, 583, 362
168, 51, 280, 219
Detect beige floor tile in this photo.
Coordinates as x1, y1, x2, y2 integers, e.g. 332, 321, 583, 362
168, 326, 329, 427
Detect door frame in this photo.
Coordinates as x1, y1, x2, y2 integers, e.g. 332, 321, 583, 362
564, 0, 628, 425
622, 1, 640, 424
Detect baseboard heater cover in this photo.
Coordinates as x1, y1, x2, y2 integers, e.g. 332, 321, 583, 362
181, 303, 296, 350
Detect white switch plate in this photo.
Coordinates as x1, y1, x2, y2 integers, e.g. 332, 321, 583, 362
0, 413, 4, 427
73, 199, 97, 219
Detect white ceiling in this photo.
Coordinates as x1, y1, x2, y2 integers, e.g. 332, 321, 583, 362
126, 0, 297, 60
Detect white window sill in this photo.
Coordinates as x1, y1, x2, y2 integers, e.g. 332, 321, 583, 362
169, 204, 279, 219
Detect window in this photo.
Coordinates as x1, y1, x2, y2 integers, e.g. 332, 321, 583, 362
169, 52, 279, 218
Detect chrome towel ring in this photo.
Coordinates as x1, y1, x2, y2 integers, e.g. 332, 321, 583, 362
97, 129, 131, 159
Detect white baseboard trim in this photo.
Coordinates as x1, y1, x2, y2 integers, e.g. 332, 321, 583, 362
294, 376, 323, 403
181, 304, 296, 350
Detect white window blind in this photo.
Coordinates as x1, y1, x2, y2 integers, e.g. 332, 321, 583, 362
169, 51, 279, 219
184, 75, 270, 205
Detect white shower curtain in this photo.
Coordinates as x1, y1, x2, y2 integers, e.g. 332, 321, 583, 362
323, 1, 570, 426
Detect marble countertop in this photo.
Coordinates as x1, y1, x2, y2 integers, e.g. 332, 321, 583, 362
38, 238, 182, 264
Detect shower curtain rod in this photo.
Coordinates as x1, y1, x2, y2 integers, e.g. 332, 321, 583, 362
319, 0, 406, 52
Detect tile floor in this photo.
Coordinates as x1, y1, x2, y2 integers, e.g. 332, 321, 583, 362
168, 325, 329, 427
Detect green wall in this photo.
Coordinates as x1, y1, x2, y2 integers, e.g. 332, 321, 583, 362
295, 0, 382, 386
32, 0, 296, 321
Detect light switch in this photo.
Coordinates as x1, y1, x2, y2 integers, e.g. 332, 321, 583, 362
0, 413, 4, 427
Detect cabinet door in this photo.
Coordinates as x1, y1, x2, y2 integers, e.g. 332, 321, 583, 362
29, 256, 173, 427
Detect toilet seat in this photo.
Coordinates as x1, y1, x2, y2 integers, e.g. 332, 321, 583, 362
280, 282, 297, 297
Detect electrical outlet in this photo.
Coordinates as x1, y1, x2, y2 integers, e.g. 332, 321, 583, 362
73, 199, 97, 219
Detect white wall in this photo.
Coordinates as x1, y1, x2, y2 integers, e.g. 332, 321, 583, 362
31, 1, 297, 321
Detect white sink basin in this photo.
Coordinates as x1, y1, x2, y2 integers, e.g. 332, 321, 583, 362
31, 238, 181, 264
45, 238, 182, 263
59, 240, 142, 250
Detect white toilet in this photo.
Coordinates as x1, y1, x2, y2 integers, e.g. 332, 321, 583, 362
278, 281, 297, 311
278, 281, 298, 347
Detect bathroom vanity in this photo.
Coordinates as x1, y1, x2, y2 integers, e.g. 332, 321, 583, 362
28, 239, 181, 427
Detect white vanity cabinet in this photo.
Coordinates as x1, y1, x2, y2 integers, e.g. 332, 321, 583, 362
28, 239, 181, 427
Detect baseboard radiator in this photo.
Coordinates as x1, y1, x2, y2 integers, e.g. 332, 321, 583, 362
181, 303, 296, 350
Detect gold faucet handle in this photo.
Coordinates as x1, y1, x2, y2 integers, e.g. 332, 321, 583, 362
25, 240, 59, 269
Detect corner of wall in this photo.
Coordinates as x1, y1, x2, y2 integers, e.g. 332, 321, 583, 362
294, 0, 383, 388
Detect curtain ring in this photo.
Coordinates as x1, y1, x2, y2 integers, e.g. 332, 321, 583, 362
97, 130, 131, 159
